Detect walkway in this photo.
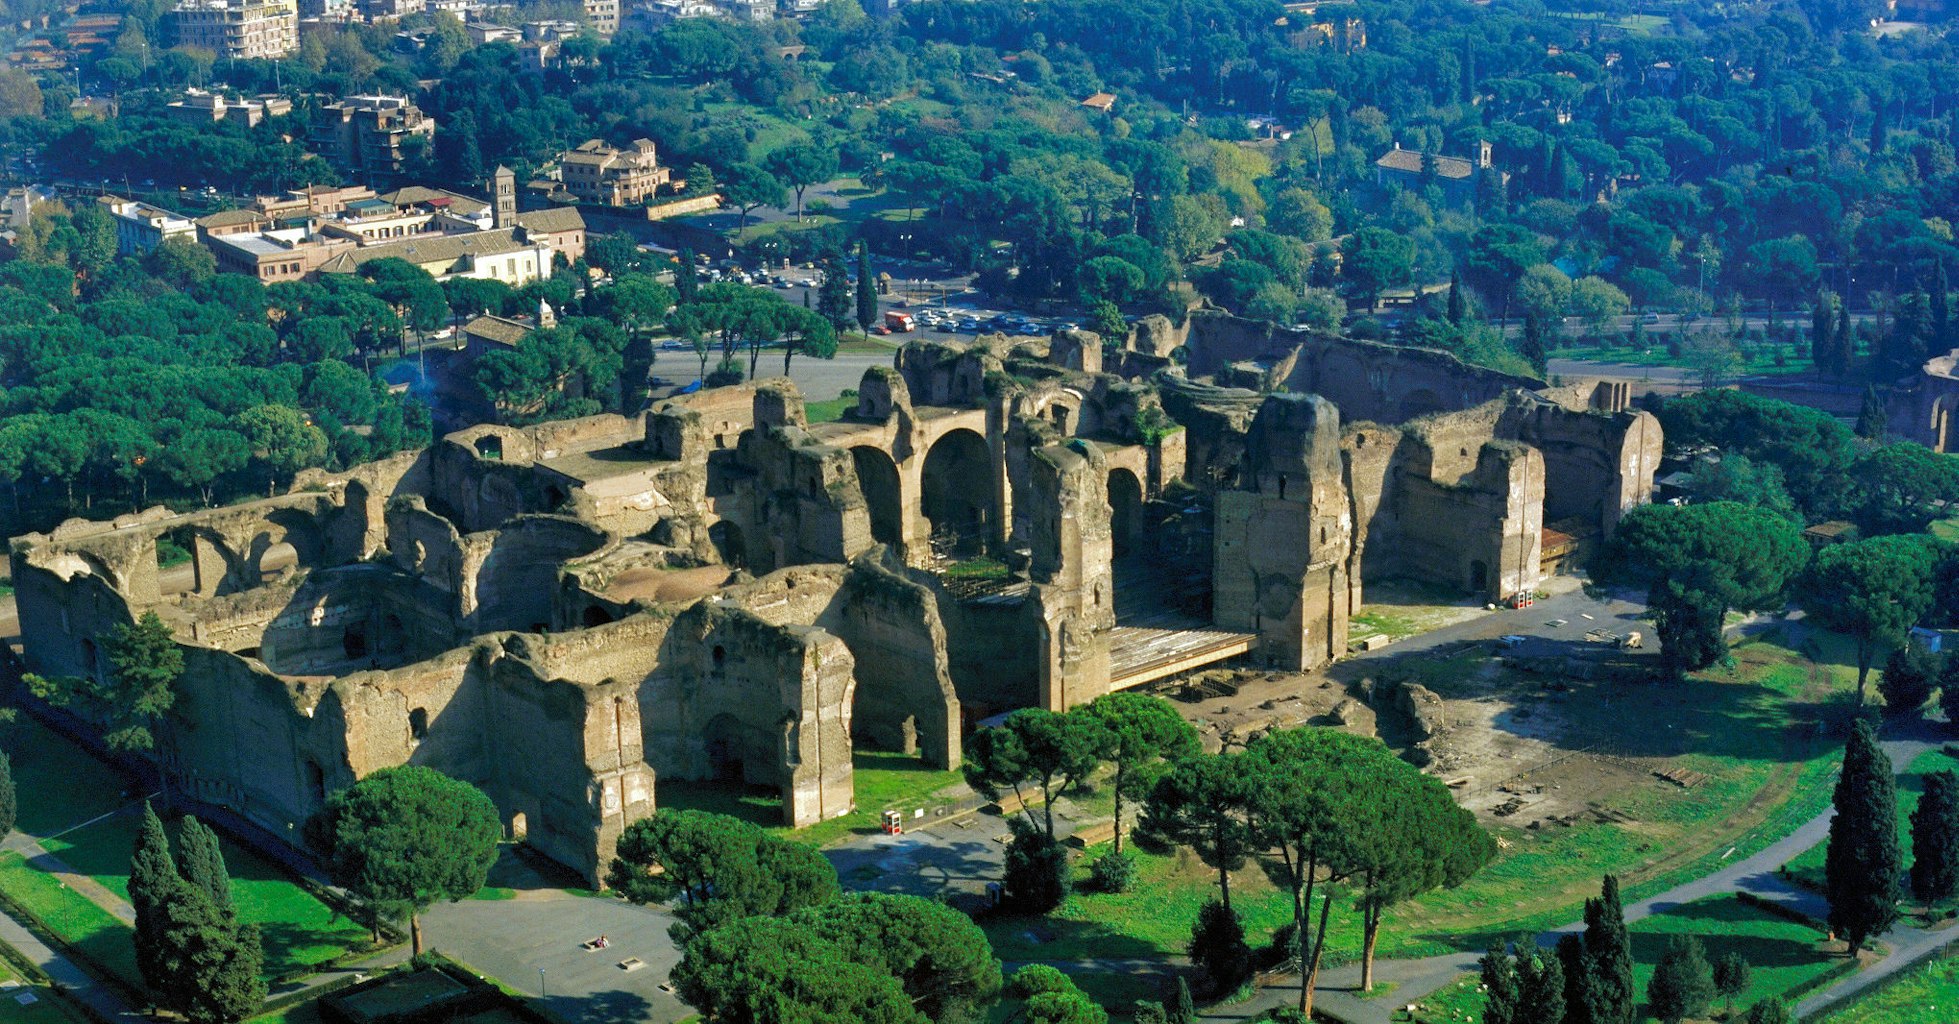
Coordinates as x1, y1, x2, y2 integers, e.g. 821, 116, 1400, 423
0, 903, 142, 1021
0, 834, 136, 924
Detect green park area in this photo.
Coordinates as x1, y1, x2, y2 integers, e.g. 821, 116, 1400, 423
1783, 747, 1959, 898
1403, 894, 1840, 1024
0, 959, 95, 1024
1819, 950, 1959, 1022
0, 717, 373, 995
984, 631, 1852, 978
657, 748, 968, 849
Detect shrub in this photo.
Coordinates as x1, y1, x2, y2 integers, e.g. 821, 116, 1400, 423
1088, 850, 1134, 894
1880, 639, 1942, 715
1187, 898, 1251, 996
1003, 819, 1069, 913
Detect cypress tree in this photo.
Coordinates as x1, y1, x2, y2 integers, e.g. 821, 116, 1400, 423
1168, 976, 1195, 1024
194, 917, 267, 1024
1447, 270, 1466, 325
0, 749, 15, 840
129, 803, 182, 1003
1856, 385, 1888, 441
1557, 933, 1597, 1024
1934, 262, 1952, 355
855, 243, 877, 336
1826, 719, 1902, 951
1521, 314, 1548, 374
1713, 952, 1751, 1013
1647, 935, 1714, 1024
1518, 946, 1566, 1024
1836, 303, 1856, 376
177, 815, 232, 915
1582, 875, 1635, 1024
1811, 292, 1834, 372
1912, 769, 1959, 903
1480, 944, 1521, 1024
674, 248, 698, 304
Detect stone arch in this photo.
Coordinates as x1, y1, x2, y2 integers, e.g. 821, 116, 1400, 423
850, 446, 904, 549
920, 428, 993, 556
1108, 467, 1144, 558
474, 435, 504, 460
709, 520, 745, 569
257, 541, 299, 582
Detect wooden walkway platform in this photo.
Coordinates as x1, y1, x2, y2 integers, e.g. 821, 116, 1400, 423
1107, 619, 1257, 688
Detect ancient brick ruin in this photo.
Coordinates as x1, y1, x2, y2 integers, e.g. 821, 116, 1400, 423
10, 311, 1660, 882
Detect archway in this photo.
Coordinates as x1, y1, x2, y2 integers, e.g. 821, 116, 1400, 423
850, 446, 903, 549
258, 541, 298, 583
1108, 468, 1144, 558
474, 435, 504, 460
708, 520, 745, 569
1469, 560, 1489, 593
920, 428, 994, 557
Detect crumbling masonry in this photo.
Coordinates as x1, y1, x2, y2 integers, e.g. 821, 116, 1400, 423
11, 311, 1658, 882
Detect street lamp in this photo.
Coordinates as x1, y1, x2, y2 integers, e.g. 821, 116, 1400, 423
539, 968, 546, 998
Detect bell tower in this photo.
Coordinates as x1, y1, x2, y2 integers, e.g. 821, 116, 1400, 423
491, 166, 516, 229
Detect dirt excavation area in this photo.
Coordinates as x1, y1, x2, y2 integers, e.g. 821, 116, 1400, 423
1138, 593, 1750, 841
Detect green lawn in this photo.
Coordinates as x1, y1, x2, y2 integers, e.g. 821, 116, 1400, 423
1781, 747, 1959, 897
1818, 948, 1959, 1022
1556, 339, 1816, 378
0, 851, 145, 993
986, 632, 1850, 965
0, 959, 96, 1024
1, 718, 373, 982
805, 397, 854, 423
1394, 895, 1836, 1024
657, 749, 967, 849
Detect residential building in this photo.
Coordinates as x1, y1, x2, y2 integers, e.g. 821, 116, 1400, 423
207, 228, 356, 282
168, 0, 299, 59
103, 197, 197, 255
585, 0, 619, 32
252, 184, 380, 227
166, 88, 292, 127
316, 227, 556, 285
195, 208, 276, 240
310, 95, 437, 186
556, 138, 670, 207
359, 0, 425, 18
512, 207, 587, 263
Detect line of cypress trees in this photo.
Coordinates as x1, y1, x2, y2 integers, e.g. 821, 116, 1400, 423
128, 803, 265, 1023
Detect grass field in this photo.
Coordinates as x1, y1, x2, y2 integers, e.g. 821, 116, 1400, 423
985, 632, 1851, 967
0, 851, 144, 993
1, 718, 373, 983
657, 749, 967, 849
1781, 747, 1959, 896
805, 396, 854, 423
1556, 339, 1815, 377
1394, 895, 1835, 1024
0, 959, 95, 1024
1818, 949, 1959, 1022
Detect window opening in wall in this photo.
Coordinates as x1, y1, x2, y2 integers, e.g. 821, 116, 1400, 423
409, 707, 429, 741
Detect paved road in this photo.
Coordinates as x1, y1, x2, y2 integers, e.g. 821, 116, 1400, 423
0, 903, 144, 1022
421, 893, 688, 1024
